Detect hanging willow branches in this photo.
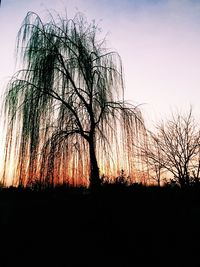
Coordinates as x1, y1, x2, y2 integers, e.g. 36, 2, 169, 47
3, 11, 145, 188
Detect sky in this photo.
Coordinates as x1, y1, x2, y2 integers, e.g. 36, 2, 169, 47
1, 0, 200, 127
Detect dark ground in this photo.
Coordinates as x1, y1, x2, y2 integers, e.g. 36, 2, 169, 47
0, 184, 200, 266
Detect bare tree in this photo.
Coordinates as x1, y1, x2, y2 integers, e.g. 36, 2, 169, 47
3, 11, 144, 190
141, 109, 200, 187
140, 132, 165, 186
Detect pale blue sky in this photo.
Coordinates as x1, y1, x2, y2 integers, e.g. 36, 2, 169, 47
1, 0, 200, 126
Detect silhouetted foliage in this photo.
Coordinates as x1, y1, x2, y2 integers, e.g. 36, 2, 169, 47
3, 11, 144, 190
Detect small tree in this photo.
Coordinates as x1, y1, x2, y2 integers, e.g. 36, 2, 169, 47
141, 109, 200, 187
3, 11, 144, 190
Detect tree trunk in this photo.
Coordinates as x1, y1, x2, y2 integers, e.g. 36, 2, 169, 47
89, 137, 101, 191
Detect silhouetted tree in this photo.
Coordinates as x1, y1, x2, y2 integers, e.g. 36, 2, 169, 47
3, 11, 144, 190
141, 109, 200, 187
140, 132, 165, 186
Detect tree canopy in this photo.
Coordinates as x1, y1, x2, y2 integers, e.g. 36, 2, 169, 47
3, 11, 144, 188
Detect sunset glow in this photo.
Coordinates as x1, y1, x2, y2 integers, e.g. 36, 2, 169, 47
1, 1, 200, 186
1, 3, 200, 267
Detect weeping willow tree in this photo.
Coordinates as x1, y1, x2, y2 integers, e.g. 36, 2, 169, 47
3, 11, 144, 189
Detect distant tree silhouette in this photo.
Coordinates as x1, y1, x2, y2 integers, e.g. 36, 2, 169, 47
3, 11, 144, 190
140, 133, 165, 186
141, 109, 200, 187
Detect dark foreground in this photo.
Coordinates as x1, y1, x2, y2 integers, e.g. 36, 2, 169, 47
0, 184, 200, 266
